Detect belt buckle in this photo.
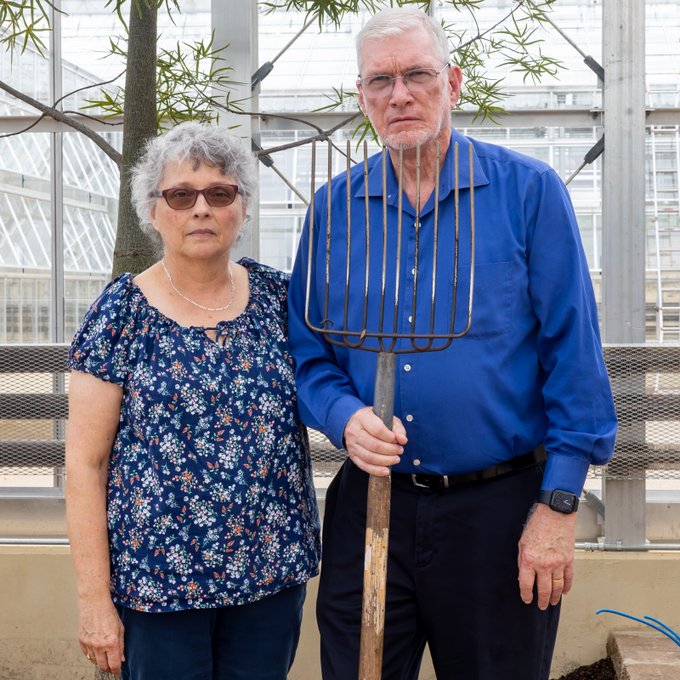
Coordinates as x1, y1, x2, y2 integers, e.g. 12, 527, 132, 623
410, 473, 429, 489
410, 473, 450, 489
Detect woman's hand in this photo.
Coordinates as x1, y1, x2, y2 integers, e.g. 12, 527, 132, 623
78, 597, 125, 675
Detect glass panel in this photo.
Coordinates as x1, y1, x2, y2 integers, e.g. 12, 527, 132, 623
0, 131, 52, 343
61, 130, 120, 340
259, 213, 304, 274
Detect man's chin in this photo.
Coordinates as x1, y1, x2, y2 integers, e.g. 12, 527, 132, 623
382, 130, 436, 150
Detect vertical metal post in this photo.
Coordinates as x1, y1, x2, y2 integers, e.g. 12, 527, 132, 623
601, 0, 646, 546
212, 0, 259, 261
49, 0, 65, 345
50, 0, 66, 489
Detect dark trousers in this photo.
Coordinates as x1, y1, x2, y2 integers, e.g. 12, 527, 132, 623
116, 583, 306, 680
317, 460, 560, 680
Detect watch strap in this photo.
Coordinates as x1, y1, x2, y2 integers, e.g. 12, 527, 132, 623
538, 489, 580, 514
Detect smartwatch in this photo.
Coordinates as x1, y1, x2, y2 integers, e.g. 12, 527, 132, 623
538, 489, 580, 514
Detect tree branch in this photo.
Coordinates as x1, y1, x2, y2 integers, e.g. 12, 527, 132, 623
454, 2, 525, 53
260, 112, 360, 155
53, 68, 126, 109
0, 113, 46, 138
209, 96, 361, 155
0, 78, 122, 166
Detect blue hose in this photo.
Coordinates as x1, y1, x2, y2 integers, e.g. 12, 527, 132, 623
595, 609, 680, 648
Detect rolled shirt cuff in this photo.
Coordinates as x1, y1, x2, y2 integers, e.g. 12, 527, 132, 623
540, 452, 592, 496
326, 394, 367, 450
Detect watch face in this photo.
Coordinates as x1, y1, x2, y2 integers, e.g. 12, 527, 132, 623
552, 490, 576, 512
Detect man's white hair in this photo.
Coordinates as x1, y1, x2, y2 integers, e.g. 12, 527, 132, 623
355, 7, 450, 73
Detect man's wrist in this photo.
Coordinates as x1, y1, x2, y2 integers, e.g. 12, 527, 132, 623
538, 489, 580, 514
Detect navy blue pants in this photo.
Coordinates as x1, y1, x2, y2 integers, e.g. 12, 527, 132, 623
116, 583, 306, 680
317, 460, 560, 680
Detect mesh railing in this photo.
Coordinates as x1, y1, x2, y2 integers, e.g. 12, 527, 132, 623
0, 344, 345, 481
2, 343, 680, 483
0, 345, 68, 478
601, 344, 680, 479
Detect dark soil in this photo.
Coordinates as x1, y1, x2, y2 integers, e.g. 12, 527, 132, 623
553, 657, 616, 680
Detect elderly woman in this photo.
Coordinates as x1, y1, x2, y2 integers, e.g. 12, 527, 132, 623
65, 122, 320, 680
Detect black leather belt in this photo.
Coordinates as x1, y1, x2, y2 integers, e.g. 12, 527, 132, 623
392, 445, 546, 490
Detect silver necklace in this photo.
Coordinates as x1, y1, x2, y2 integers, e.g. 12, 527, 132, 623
161, 259, 236, 312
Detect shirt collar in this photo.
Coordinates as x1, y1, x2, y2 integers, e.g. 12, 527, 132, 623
356, 129, 490, 201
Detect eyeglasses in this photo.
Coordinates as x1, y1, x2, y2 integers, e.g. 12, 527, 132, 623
358, 64, 450, 97
150, 184, 240, 210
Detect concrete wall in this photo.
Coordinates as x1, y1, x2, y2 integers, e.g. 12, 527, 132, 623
2, 545, 680, 680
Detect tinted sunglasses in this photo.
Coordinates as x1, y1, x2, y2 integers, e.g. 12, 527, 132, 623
150, 184, 240, 210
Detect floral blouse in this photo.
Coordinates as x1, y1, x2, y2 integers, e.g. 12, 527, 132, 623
68, 258, 320, 613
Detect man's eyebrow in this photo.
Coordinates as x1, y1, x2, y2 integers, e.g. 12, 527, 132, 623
362, 64, 433, 76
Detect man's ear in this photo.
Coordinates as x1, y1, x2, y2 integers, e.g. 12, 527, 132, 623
448, 65, 464, 108
357, 83, 367, 117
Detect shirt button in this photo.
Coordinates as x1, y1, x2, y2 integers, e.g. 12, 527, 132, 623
406, 414, 414, 422
408, 315, 413, 323
413, 458, 421, 466
411, 268, 416, 276
404, 364, 412, 372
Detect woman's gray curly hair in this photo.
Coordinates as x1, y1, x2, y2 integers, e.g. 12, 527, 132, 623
130, 122, 258, 251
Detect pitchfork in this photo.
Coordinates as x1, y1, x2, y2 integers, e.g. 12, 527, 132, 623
305, 138, 476, 680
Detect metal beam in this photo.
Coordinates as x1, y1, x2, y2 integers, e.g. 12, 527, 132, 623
601, 0, 647, 547
212, 0, 259, 260
3, 108, 678, 136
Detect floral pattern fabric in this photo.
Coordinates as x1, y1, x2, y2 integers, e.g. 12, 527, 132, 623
68, 258, 320, 613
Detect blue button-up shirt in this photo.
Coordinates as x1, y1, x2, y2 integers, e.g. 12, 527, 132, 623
288, 130, 616, 495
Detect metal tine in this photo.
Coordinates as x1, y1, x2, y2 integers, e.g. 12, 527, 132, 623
341, 139, 369, 349
464, 142, 475, 333
362, 141, 373, 350
429, 143, 441, 348
409, 144, 421, 349
378, 145, 389, 353
446, 141, 475, 343
342, 138, 351, 335
390, 145, 404, 353
303, 140, 317, 332
322, 139, 333, 333
409, 143, 442, 352
449, 142, 460, 341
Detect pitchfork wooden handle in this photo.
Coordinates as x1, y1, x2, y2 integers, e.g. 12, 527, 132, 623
359, 474, 391, 679
359, 351, 396, 680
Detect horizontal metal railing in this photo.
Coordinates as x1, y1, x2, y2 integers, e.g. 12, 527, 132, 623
2, 342, 680, 548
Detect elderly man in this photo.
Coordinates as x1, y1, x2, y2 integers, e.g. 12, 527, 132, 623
288, 7, 616, 680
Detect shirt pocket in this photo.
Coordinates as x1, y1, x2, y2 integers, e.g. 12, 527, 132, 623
452, 261, 513, 339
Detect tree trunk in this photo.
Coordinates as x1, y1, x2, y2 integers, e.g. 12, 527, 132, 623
100, 13, 158, 679
111, 0, 159, 279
